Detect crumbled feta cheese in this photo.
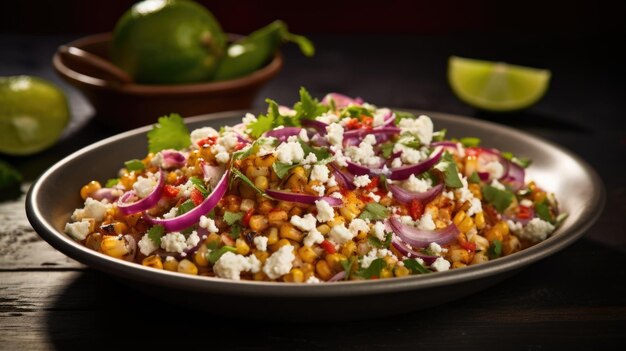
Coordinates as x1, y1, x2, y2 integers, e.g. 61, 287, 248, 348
361, 248, 379, 268
331, 146, 349, 167
254, 236, 268, 251
373, 108, 391, 127
290, 213, 317, 232
353, 174, 371, 188
302, 152, 318, 164
403, 174, 431, 193
393, 143, 425, 165
316, 112, 339, 124
371, 221, 386, 241
303, 228, 324, 247
443, 191, 455, 200
186, 231, 200, 249
428, 242, 446, 255
326, 123, 344, 147
177, 179, 195, 198
417, 212, 436, 231
362, 134, 377, 145
329, 223, 355, 244
456, 176, 474, 204
456, 143, 466, 158
276, 141, 305, 164
160, 232, 188, 253
484, 161, 505, 179
256, 137, 277, 157
315, 200, 335, 223
242, 112, 257, 125
133, 176, 157, 198
190, 127, 218, 145
64, 221, 91, 241
162, 207, 178, 219
199, 215, 219, 233
367, 192, 381, 202
391, 157, 403, 168
520, 199, 534, 208
326, 175, 338, 187
400, 215, 416, 226
72, 197, 110, 222
310, 165, 330, 183
138, 233, 158, 256
220, 131, 239, 150
467, 198, 483, 217
491, 179, 506, 190
311, 184, 325, 196
431, 257, 450, 272
398, 115, 433, 145
519, 218, 555, 243
213, 252, 261, 280
298, 128, 310, 142
263, 245, 295, 279
348, 218, 370, 236
330, 192, 343, 199
305, 276, 321, 284
507, 220, 524, 235
345, 139, 380, 166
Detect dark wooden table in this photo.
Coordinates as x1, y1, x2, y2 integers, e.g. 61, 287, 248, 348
1, 33, 624, 350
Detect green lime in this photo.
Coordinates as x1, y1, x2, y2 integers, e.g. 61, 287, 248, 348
0, 76, 70, 156
112, 0, 227, 84
448, 56, 551, 112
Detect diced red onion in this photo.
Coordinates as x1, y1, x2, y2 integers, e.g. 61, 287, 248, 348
321, 93, 363, 108
388, 183, 444, 205
91, 188, 121, 202
265, 189, 343, 207
264, 127, 302, 142
388, 146, 444, 181
301, 119, 328, 135
329, 163, 355, 190
200, 161, 226, 187
310, 133, 330, 146
327, 270, 347, 282
389, 216, 459, 248
160, 150, 186, 169
346, 160, 386, 177
478, 172, 490, 181
117, 170, 165, 215
500, 160, 525, 191
391, 235, 438, 265
143, 171, 229, 232
430, 141, 459, 153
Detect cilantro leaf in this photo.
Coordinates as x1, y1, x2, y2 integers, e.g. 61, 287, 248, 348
359, 203, 389, 221
229, 223, 241, 239
232, 138, 275, 161
0, 160, 22, 201
468, 171, 481, 184
147, 114, 191, 153
393, 110, 416, 124
400, 138, 422, 149
147, 225, 165, 246
459, 137, 481, 147
487, 239, 502, 259
340, 257, 356, 281
247, 113, 274, 139
189, 177, 208, 197
380, 142, 394, 158
535, 200, 554, 223
293, 87, 328, 120
501, 151, 532, 168
176, 200, 196, 216
223, 211, 244, 226
403, 259, 431, 274
439, 152, 463, 188
368, 233, 392, 249
357, 258, 386, 279
248, 99, 302, 138
299, 140, 331, 161
341, 105, 373, 118
482, 185, 514, 213
124, 159, 145, 171
272, 161, 298, 179
207, 246, 237, 264
431, 129, 447, 142
105, 178, 119, 188
231, 168, 266, 196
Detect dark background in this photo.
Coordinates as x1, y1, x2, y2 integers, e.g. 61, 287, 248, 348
2, 0, 625, 35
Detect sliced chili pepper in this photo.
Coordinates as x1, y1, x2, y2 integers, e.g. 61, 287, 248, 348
190, 188, 204, 206
364, 176, 379, 191
172, 175, 188, 186
460, 241, 477, 252
242, 208, 255, 227
360, 115, 373, 129
196, 136, 217, 148
235, 142, 247, 151
409, 199, 424, 221
517, 205, 533, 219
320, 240, 336, 254
163, 185, 179, 198
345, 118, 362, 130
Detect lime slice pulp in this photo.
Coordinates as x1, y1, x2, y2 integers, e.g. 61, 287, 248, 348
448, 56, 551, 112
0, 76, 70, 155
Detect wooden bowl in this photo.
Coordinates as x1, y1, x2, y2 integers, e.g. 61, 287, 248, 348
53, 32, 283, 130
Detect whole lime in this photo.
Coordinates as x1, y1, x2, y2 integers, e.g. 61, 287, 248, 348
0, 76, 70, 156
111, 0, 227, 84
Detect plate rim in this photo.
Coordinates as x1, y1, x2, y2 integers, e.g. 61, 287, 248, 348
26, 109, 606, 298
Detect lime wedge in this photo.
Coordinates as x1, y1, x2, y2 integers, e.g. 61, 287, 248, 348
448, 56, 551, 112
0, 76, 70, 155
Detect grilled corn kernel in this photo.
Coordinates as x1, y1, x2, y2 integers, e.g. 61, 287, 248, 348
452, 262, 467, 269
471, 234, 490, 252
502, 235, 521, 256
474, 212, 486, 230
271, 238, 292, 252
163, 257, 179, 271
80, 181, 101, 200
298, 246, 318, 263
249, 215, 269, 232
339, 205, 360, 221
142, 255, 163, 269
85, 233, 103, 251
253, 176, 269, 191
240, 198, 255, 212
447, 248, 471, 264
283, 268, 305, 283
235, 238, 250, 255
485, 221, 509, 242
254, 251, 270, 263
177, 259, 198, 275
394, 265, 410, 277
254, 154, 276, 167
268, 210, 288, 226
469, 183, 482, 199
380, 268, 393, 279
245, 166, 269, 179
279, 223, 303, 242
316, 260, 333, 280
100, 235, 129, 258
316, 224, 331, 235
471, 252, 489, 265
325, 253, 346, 271
194, 245, 209, 267
257, 200, 274, 214
301, 262, 314, 275
340, 241, 356, 257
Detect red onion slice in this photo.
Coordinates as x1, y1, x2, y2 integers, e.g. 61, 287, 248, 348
143, 171, 229, 232
375, 109, 395, 128
327, 270, 347, 282
91, 188, 121, 202
346, 160, 386, 177
500, 160, 525, 191
388, 146, 444, 180
389, 216, 459, 248
160, 150, 186, 169
391, 235, 438, 265
321, 93, 364, 108
264, 127, 302, 142
265, 189, 343, 207
310, 133, 330, 146
388, 183, 444, 204
117, 170, 165, 215
343, 127, 400, 147
329, 163, 355, 190
301, 119, 328, 135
